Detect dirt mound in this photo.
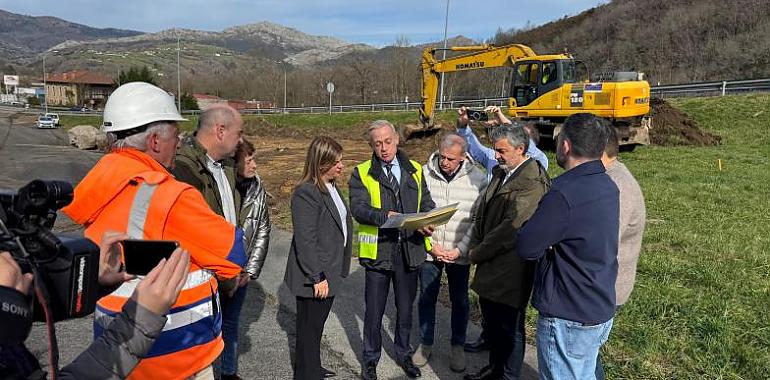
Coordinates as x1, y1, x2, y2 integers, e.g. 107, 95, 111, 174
650, 98, 721, 146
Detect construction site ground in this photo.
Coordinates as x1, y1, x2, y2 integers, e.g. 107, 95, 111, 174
247, 98, 719, 229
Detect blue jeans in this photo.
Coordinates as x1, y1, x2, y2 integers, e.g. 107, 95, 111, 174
219, 283, 248, 376
536, 315, 613, 380
417, 261, 470, 346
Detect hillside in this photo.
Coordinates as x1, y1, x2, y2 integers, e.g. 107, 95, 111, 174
493, 0, 770, 83
49, 22, 375, 66
0, 9, 141, 60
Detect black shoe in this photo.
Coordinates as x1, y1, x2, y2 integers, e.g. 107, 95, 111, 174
321, 366, 336, 378
220, 375, 243, 380
361, 361, 377, 380
397, 356, 422, 378
463, 336, 490, 353
463, 365, 498, 380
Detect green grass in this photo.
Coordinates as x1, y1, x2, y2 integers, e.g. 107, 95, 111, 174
58, 114, 101, 130
594, 94, 770, 379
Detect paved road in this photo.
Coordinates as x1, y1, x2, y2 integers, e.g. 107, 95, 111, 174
1, 111, 539, 379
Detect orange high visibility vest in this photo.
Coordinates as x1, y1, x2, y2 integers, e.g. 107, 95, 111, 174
64, 149, 245, 379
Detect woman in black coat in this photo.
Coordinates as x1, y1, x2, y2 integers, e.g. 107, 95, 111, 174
284, 136, 352, 380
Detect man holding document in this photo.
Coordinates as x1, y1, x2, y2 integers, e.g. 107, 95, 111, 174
349, 120, 435, 379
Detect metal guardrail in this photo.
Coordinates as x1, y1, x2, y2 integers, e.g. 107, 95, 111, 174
650, 78, 770, 97
3, 78, 768, 117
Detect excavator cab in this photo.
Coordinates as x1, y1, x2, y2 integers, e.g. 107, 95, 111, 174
510, 59, 589, 107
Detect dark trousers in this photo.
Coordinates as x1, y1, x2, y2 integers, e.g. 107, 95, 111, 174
362, 251, 419, 364
295, 296, 334, 380
418, 261, 470, 346
479, 297, 527, 380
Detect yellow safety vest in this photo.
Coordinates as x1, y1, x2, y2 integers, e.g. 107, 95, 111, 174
356, 159, 432, 260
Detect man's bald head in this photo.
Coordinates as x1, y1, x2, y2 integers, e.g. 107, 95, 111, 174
195, 104, 244, 160
197, 104, 242, 133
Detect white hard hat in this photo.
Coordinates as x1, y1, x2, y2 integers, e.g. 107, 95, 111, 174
102, 82, 187, 134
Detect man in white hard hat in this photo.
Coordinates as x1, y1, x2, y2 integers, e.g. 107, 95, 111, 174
63, 82, 247, 380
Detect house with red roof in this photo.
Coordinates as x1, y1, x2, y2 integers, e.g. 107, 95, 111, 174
45, 70, 113, 108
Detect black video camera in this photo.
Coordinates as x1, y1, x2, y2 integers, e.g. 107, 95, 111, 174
465, 108, 489, 122
0, 180, 100, 323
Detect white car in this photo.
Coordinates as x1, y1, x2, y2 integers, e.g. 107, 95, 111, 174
46, 113, 60, 126
36, 116, 55, 129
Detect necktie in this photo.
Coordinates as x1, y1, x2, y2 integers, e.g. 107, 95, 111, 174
385, 164, 401, 210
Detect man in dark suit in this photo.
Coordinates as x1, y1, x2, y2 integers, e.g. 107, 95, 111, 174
465, 126, 550, 380
349, 120, 436, 379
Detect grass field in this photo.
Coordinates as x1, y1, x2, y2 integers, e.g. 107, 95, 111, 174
59, 95, 770, 378
597, 94, 770, 379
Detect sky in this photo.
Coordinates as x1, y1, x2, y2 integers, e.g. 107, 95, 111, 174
0, 0, 601, 47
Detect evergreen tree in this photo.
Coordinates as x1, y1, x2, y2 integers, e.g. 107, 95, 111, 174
114, 66, 157, 87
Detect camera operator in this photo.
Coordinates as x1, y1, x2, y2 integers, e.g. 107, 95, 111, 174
0, 232, 190, 380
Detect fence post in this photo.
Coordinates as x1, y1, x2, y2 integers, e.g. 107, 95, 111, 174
722, 81, 727, 96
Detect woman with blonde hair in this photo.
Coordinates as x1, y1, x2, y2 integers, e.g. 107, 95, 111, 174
283, 136, 352, 379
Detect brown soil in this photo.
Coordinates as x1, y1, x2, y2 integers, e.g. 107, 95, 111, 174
650, 98, 721, 146
252, 101, 715, 227
249, 121, 466, 227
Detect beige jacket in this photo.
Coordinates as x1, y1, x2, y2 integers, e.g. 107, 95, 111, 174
606, 160, 646, 305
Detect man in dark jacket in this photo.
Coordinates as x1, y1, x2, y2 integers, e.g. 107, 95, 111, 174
518, 113, 619, 380
464, 126, 550, 380
174, 104, 243, 221
173, 104, 247, 380
349, 120, 435, 379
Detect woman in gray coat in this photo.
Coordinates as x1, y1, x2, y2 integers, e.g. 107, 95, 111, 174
284, 136, 352, 380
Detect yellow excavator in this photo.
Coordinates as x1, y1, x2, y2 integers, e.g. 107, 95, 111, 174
412, 43, 651, 148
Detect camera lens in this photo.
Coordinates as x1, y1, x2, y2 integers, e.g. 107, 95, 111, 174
16, 180, 74, 215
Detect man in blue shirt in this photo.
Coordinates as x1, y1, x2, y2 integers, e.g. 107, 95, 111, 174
517, 113, 619, 380
456, 106, 548, 182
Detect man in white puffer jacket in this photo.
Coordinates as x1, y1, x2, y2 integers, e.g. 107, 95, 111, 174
412, 133, 488, 373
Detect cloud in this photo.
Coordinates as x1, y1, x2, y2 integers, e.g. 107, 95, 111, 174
0, 0, 598, 46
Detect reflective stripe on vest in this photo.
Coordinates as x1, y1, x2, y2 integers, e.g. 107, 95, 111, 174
94, 179, 220, 362
356, 159, 432, 260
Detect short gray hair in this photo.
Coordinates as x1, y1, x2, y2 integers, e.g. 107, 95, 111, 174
489, 125, 529, 152
439, 132, 467, 154
367, 119, 397, 142
113, 121, 177, 151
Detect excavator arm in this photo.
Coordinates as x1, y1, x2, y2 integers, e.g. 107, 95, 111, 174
419, 44, 537, 126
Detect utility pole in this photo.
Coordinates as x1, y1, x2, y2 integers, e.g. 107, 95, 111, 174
43, 52, 48, 114
438, 0, 450, 110
282, 62, 287, 113
177, 29, 181, 112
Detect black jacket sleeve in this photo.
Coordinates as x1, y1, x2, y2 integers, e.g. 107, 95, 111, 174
349, 168, 388, 226
57, 298, 166, 380
291, 184, 328, 283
